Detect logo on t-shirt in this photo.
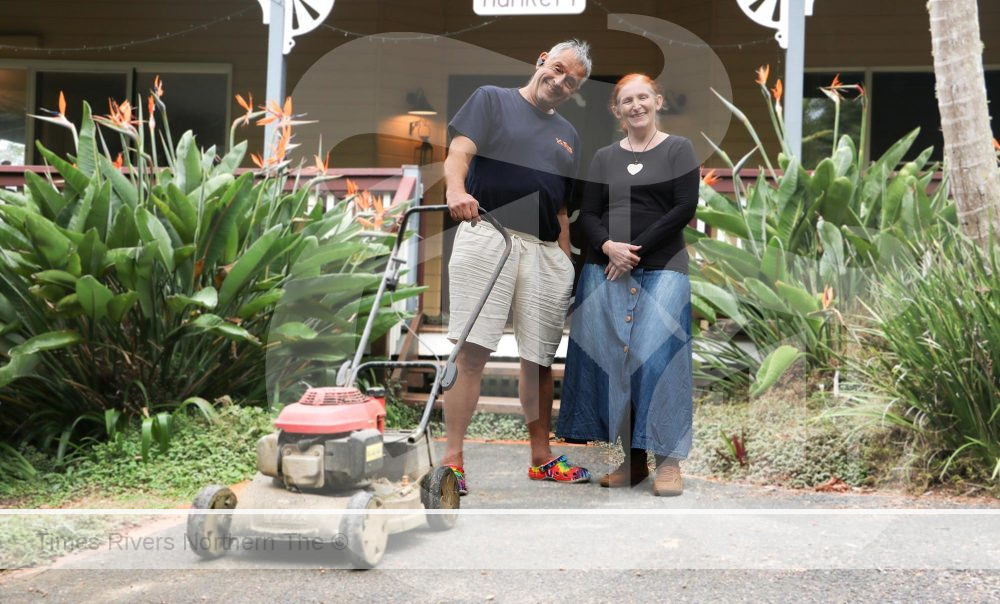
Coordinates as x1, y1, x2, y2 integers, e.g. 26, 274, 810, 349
555, 137, 574, 155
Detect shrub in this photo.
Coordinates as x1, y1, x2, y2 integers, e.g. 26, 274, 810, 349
0, 82, 417, 462
691, 69, 956, 395
838, 234, 1000, 482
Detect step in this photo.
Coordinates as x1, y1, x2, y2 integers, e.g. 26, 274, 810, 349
401, 393, 561, 417
401, 361, 565, 379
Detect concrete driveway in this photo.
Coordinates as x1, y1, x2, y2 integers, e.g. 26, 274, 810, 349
3, 442, 1000, 602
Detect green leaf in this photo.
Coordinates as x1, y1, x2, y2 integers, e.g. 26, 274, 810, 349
218, 224, 283, 307
750, 345, 804, 397
272, 321, 319, 341
75, 275, 113, 321
135, 208, 175, 272
25, 213, 74, 269
107, 204, 139, 249
34, 270, 78, 289
98, 154, 138, 209
173, 131, 203, 194
819, 176, 855, 226
23, 170, 66, 220
759, 238, 788, 285
166, 286, 218, 313
690, 280, 743, 321
818, 221, 846, 283
214, 141, 247, 176
236, 289, 285, 319
199, 172, 255, 270
83, 181, 112, 240
166, 184, 198, 239
177, 397, 218, 421
695, 239, 760, 281
695, 207, 750, 239
774, 280, 821, 315
190, 313, 260, 344
141, 415, 154, 462
36, 141, 90, 196
743, 278, 789, 314
108, 291, 138, 322
7, 329, 82, 357
77, 101, 98, 177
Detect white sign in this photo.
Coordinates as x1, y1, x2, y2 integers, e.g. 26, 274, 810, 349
474, 0, 585, 16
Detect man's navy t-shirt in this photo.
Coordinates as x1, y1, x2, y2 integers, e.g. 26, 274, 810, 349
448, 86, 580, 242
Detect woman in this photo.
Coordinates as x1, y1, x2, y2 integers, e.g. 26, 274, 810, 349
556, 73, 699, 496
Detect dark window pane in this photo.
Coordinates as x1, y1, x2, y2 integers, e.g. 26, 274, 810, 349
870, 72, 941, 165
34, 71, 127, 163
136, 72, 228, 159
0, 68, 27, 164
801, 72, 865, 170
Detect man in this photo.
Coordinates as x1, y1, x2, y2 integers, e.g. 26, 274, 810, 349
442, 39, 592, 494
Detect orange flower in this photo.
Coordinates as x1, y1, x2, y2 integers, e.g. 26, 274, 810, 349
314, 150, 331, 174
250, 153, 265, 169
755, 65, 770, 86
822, 285, 834, 310
771, 79, 783, 103
257, 97, 292, 127
256, 96, 313, 128
829, 73, 842, 89
153, 75, 164, 98
701, 168, 719, 186
356, 189, 373, 211
113, 153, 124, 169
346, 179, 359, 197
235, 92, 254, 126
58, 91, 67, 117
147, 94, 156, 131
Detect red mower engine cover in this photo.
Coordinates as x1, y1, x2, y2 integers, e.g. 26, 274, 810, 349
275, 387, 385, 434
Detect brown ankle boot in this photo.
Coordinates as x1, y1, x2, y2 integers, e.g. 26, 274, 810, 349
599, 455, 649, 488
652, 459, 683, 496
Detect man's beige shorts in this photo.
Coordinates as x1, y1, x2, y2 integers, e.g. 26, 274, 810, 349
447, 221, 574, 367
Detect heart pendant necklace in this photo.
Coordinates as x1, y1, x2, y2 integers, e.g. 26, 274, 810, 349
626, 130, 658, 175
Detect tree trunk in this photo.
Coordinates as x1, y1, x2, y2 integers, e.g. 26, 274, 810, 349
928, 0, 1000, 250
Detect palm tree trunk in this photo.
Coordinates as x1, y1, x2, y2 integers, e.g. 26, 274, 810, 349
928, 0, 1000, 250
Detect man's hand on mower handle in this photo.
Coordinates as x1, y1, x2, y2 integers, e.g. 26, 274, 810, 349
447, 190, 480, 225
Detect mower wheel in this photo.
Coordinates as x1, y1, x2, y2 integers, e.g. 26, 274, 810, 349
186, 485, 237, 559
340, 492, 389, 569
421, 466, 460, 531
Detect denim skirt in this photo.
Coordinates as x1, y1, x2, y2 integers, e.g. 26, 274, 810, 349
556, 263, 693, 458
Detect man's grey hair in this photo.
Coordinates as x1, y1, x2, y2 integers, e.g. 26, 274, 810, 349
547, 39, 592, 80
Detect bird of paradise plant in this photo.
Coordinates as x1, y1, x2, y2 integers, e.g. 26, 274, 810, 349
691, 67, 956, 397
0, 80, 418, 465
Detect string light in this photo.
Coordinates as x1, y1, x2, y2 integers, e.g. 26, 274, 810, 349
320, 18, 505, 42
0, 7, 254, 54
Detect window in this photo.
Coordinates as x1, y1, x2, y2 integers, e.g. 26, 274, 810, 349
802, 71, 865, 170
34, 70, 129, 161
803, 68, 1000, 169
0, 68, 27, 164
0, 62, 230, 165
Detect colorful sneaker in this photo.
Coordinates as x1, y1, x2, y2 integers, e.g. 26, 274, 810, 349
444, 464, 468, 496
528, 455, 591, 483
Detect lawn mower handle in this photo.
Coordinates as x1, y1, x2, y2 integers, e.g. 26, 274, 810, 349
344, 204, 512, 398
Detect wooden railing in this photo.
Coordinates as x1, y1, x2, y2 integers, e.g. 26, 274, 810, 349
0, 165, 419, 208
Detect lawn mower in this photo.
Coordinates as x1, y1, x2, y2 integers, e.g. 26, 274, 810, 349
186, 205, 511, 568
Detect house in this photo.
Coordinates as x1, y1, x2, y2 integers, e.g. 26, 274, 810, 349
2, 0, 997, 360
